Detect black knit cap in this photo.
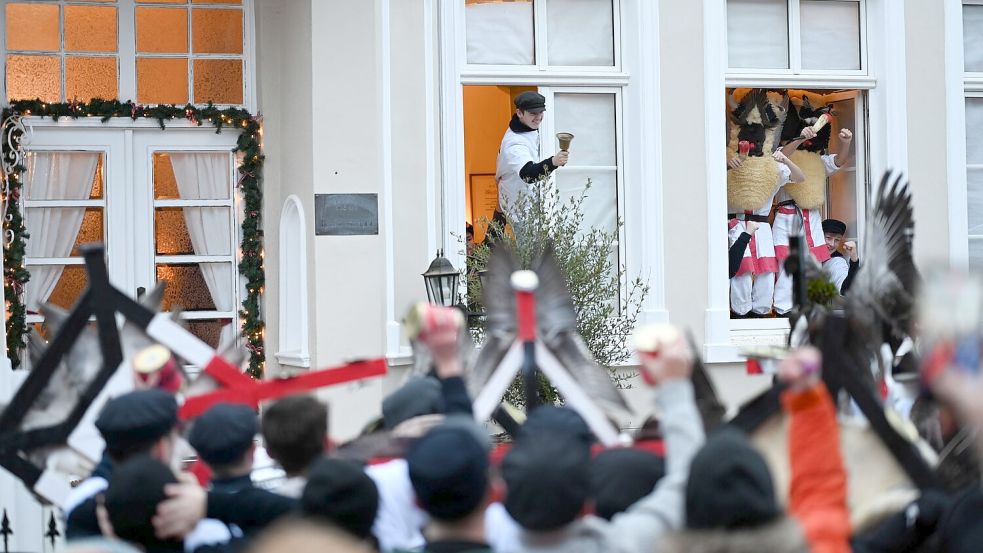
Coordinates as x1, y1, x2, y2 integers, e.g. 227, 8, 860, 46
301, 457, 379, 540
407, 419, 490, 521
822, 219, 847, 236
590, 448, 666, 520
502, 433, 591, 531
95, 390, 178, 448
188, 403, 258, 466
104, 455, 183, 552
685, 427, 779, 529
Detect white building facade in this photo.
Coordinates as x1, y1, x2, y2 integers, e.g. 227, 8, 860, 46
0, 0, 975, 548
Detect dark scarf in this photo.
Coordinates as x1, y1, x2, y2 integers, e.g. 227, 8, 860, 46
509, 114, 535, 134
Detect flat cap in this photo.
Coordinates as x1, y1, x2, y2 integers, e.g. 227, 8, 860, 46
514, 91, 546, 113
822, 219, 847, 236
302, 457, 379, 540
407, 418, 490, 521
188, 403, 258, 466
382, 377, 444, 429
502, 433, 591, 531
95, 390, 178, 448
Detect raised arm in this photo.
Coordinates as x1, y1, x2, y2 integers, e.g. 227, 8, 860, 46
608, 329, 706, 553
774, 150, 805, 184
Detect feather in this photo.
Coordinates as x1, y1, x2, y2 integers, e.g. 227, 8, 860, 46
467, 246, 521, 395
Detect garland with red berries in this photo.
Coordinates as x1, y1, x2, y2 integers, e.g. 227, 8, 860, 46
1, 99, 266, 377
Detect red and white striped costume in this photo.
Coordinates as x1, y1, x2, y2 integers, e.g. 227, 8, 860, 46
773, 153, 840, 314
729, 164, 789, 316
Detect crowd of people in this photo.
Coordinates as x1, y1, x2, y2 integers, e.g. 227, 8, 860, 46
51, 298, 983, 553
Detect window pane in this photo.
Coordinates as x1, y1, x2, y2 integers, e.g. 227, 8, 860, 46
137, 7, 189, 53
27, 265, 89, 312
194, 0, 242, 3
185, 318, 236, 349
556, 168, 618, 234
193, 59, 243, 104
26, 208, 105, 256
552, 93, 617, 166
969, 168, 983, 235
970, 238, 983, 271
154, 153, 230, 199
155, 207, 232, 255
967, 98, 983, 165
192, 8, 243, 54
800, 1, 860, 70
6, 55, 61, 102
138, 0, 187, 3
26, 152, 103, 199
466, 0, 535, 65
65, 5, 118, 52
546, 0, 614, 66
965, 5, 983, 72
66, 56, 118, 101
157, 263, 233, 311
137, 57, 189, 104
727, 0, 788, 69
6, 3, 60, 52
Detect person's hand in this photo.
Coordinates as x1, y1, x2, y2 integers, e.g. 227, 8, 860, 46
636, 332, 693, 387
745, 221, 759, 234
932, 368, 983, 429
552, 150, 569, 167
772, 150, 790, 164
728, 156, 744, 170
799, 127, 818, 140
418, 306, 465, 379
777, 346, 821, 392
843, 240, 858, 262
839, 128, 853, 141
154, 475, 206, 539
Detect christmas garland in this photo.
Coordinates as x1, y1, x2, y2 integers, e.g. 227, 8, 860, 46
1, 99, 266, 377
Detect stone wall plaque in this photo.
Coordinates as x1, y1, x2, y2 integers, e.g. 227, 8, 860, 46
314, 194, 379, 236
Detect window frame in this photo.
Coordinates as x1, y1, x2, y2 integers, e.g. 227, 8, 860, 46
725, 0, 869, 78
0, 0, 257, 110
704, 0, 908, 362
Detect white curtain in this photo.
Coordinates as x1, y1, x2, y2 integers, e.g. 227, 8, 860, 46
466, 1, 535, 65
546, 0, 614, 66
799, 0, 861, 70
726, 0, 789, 69
965, 5, 983, 72
25, 152, 99, 313
169, 153, 236, 346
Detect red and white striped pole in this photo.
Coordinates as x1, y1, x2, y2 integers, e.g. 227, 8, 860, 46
512, 270, 540, 412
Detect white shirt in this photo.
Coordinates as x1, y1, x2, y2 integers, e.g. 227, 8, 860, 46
495, 126, 541, 215
823, 254, 853, 293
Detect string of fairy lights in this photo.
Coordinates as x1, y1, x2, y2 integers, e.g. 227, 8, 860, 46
0, 99, 266, 378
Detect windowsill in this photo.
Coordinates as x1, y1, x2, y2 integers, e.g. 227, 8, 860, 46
704, 317, 790, 364
274, 351, 311, 368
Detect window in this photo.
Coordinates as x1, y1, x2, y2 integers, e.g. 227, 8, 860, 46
153, 152, 238, 349
464, 0, 617, 68
24, 152, 106, 319
726, 0, 865, 73
4, 0, 248, 105
455, 0, 624, 267
963, 2, 983, 268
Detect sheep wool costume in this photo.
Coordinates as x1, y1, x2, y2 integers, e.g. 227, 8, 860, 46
773, 96, 842, 315
726, 89, 790, 316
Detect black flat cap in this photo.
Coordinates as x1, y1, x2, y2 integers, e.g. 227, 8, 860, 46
514, 91, 546, 113
382, 377, 444, 429
407, 418, 490, 521
822, 219, 847, 236
502, 433, 591, 531
517, 406, 593, 446
96, 390, 178, 448
188, 403, 258, 466
302, 457, 379, 540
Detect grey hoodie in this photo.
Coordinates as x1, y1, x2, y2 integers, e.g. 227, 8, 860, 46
509, 379, 705, 553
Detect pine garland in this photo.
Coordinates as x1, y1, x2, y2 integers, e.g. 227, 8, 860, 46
1, 99, 266, 377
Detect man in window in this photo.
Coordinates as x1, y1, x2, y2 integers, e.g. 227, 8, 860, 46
821, 219, 859, 295
494, 91, 569, 232
773, 96, 854, 315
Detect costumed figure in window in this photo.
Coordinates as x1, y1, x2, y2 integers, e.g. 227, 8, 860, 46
773, 95, 854, 315
726, 89, 805, 317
